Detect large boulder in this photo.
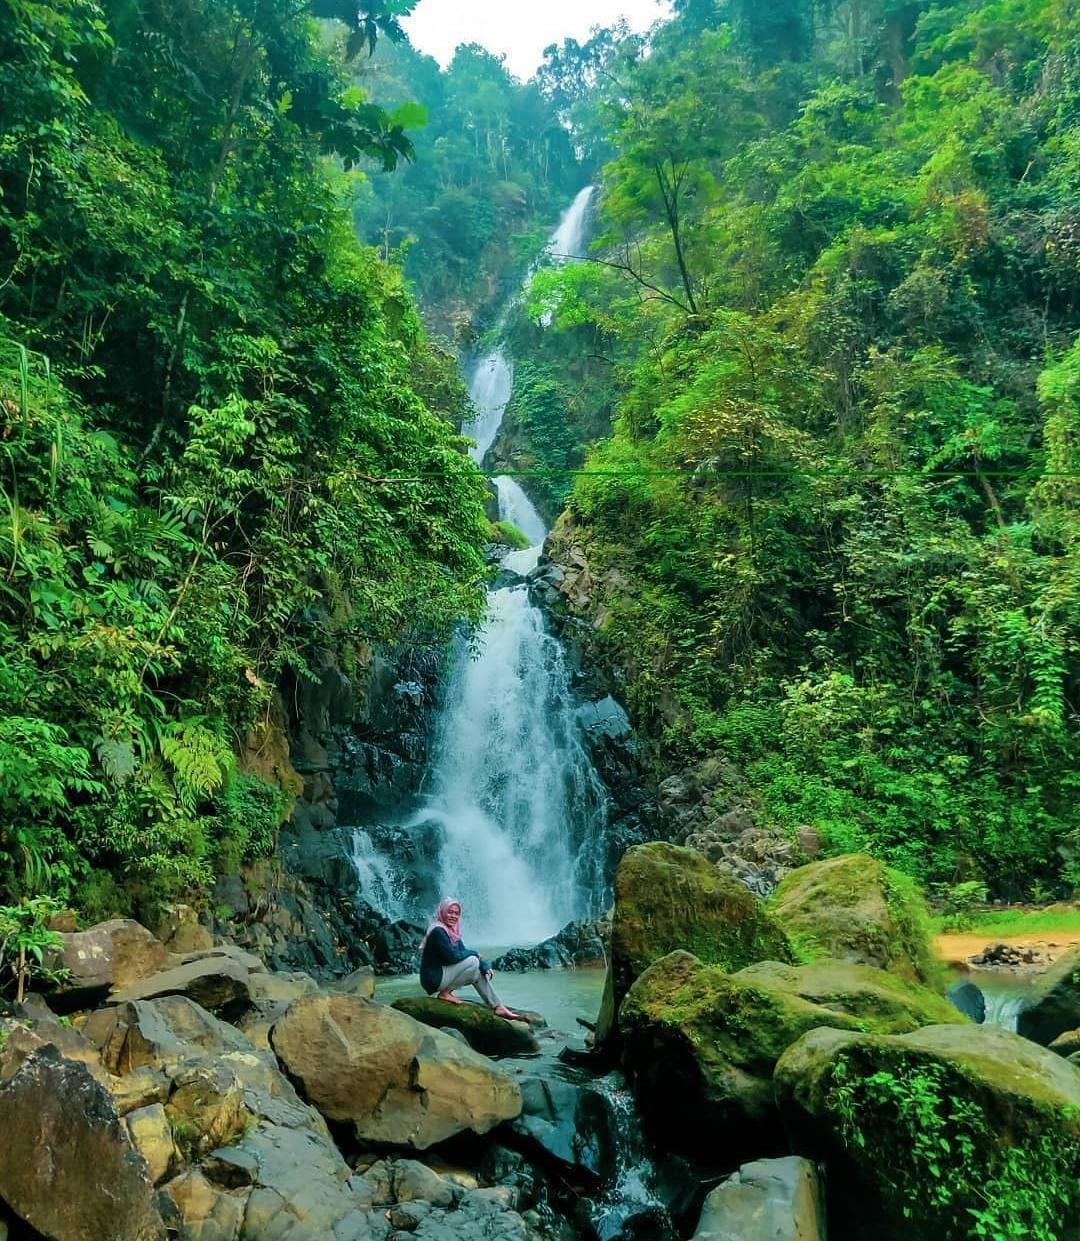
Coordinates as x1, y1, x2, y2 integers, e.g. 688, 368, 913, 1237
597, 842, 792, 1043
272, 993, 521, 1149
0, 1046, 167, 1240
734, 960, 964, 1033
54, 919, 171, 1005
769, 854, 940, 987
108, 956, 253, 1017
511, 1064, 626, 1184
1016, 946, 1080, 1045
618, 951, 961, 1161
187, 1122, 375, 1240
775, 1023, 1080, 1240
392, 997, 541, 1057
692, 1157, 825, 1241
83, 994, 254, 1074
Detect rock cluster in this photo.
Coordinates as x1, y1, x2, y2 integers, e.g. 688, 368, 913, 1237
685, 825, 823, 899
968, 939, 1053, 967
595, 842, 793, 1044
596, 842, 1080, 1240
493, 915, 611, 973
0, 919, 574, 1241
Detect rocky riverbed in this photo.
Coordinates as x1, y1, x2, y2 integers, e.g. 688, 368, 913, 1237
3, 848, 1080, 1241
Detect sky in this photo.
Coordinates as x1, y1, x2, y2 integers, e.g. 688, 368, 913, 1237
404, 0, 672, 81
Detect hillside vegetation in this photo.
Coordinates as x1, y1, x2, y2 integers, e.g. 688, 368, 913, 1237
524, 0, 1080, 898
0, 0, 491, 915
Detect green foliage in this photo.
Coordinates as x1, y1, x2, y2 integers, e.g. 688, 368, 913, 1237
0, 1, 489, 915
0, 898, 67, 1004
352, 38, 583, 337
487, 520, 530, 551
934, 880, 991, 931
529, 0, 1080, 898
827, 1055, 1079, 1239
212, 774, 286, 873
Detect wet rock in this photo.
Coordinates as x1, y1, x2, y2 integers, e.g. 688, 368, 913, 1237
511, 1066, 622, 1183
494, 915, 610, 973
1016, 947, 1080, 1045
392, 998, 541, 1057
775, 1023, 1080, 1239
946, 979, 986, 1023
692, 1157, 825, 1241
373, 919, 425, 973
597, 842, 792, 1044
769, 854, 940, 987
272, 993, 521, 1148
0, 1046, 166, 1240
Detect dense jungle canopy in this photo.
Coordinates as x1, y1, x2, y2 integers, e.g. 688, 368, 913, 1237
1, 0, 1079, 920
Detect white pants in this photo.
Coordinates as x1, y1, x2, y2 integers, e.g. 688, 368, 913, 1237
440, 955, 502, 1008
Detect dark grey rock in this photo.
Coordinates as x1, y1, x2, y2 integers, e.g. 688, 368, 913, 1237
0, 1047, 167, 1240
947, 979, 986, 1024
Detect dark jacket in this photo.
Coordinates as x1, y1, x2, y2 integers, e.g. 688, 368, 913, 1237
419, 926, 490, 995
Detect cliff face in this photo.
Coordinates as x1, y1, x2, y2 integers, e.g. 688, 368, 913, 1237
531, 516, 803, 896
215, 641, 447, 979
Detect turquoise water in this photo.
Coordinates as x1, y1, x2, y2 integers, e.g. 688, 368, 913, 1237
374, 965, 606, 1038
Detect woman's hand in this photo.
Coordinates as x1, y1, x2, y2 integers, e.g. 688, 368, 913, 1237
484, 969, 495, 981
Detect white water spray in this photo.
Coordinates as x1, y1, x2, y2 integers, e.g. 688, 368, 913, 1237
416, 190, 606, 945
412, 579, 608, 944
462, 349, 513, 465
350, 829, 406, 922
547, 185, 595, 262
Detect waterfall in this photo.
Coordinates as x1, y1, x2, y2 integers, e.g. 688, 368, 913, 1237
462, 187, 593, 467
547, 185, 595, 262
418, 189, 606, 945
349, 190, 606, 948
411, 570, 609, 944
350, 829, 407, 922
462, 348, 513, 466
495, 476, 547, 575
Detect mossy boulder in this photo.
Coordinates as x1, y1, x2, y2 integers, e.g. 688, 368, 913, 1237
734, 960, 965, 1034
769, 854, 940, 987
1016, 946, 1080, 1046
596, 842, 792, 1043
775, 1023, 1080, 1241
391, 997, 541, 1057
617, 950, 960, 1163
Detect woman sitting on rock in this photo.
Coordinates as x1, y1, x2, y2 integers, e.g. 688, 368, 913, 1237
419, 898, 521, 1020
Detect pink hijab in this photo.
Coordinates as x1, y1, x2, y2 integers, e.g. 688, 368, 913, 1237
421, 898, 462, 949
